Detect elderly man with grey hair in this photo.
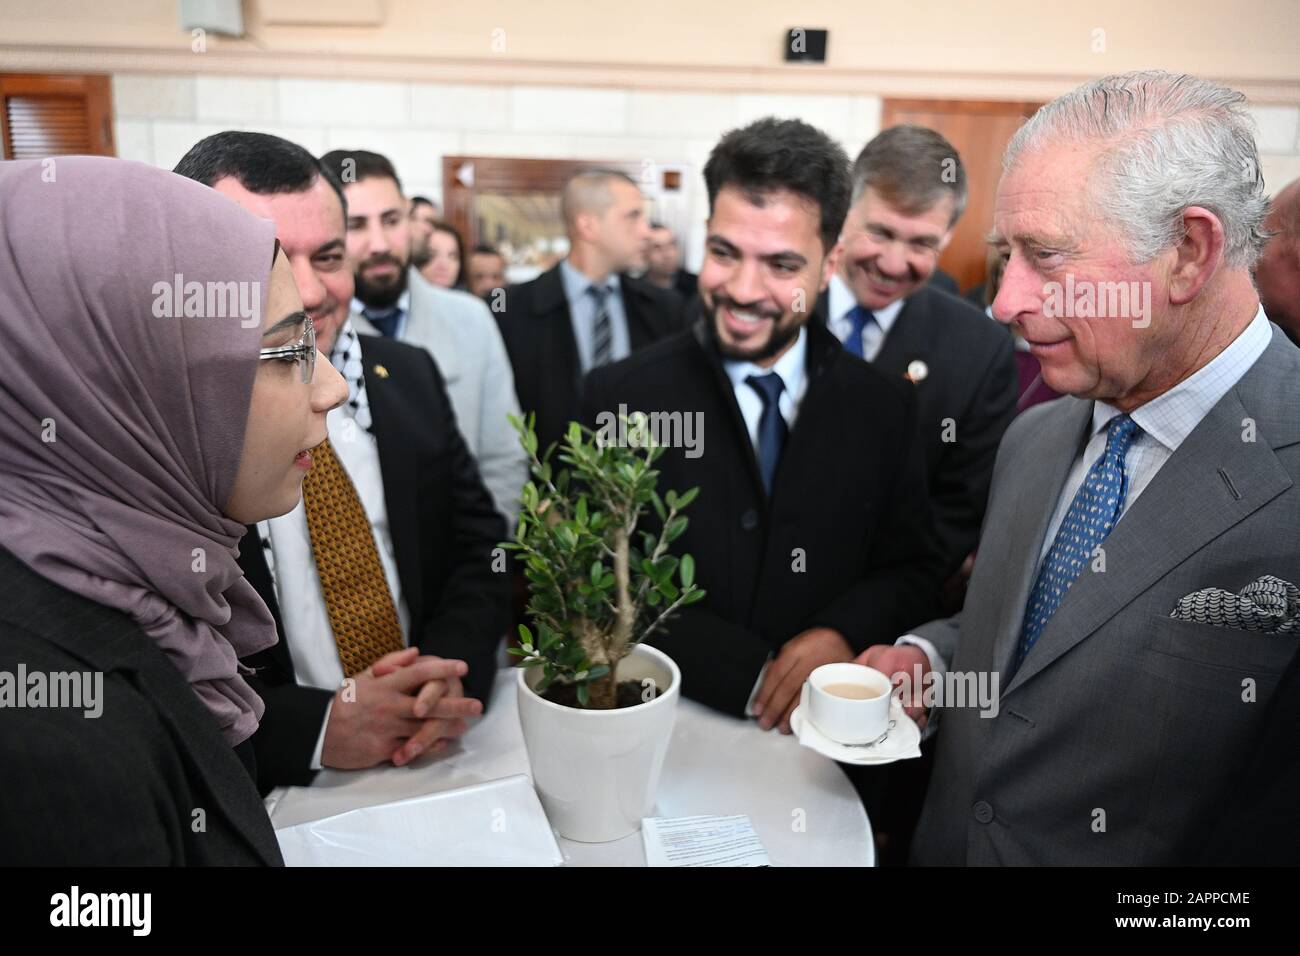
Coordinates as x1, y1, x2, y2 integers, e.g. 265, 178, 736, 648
855, 70, 1300, 865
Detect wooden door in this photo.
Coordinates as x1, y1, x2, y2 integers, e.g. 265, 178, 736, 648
880, 99, 1040, 293
1, 74, 115, 160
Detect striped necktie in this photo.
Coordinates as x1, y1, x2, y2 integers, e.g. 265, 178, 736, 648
589, 284, 613, 368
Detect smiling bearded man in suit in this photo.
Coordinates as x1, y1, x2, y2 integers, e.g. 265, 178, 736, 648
582, 117, 945, 731
858, 71, 1300, 865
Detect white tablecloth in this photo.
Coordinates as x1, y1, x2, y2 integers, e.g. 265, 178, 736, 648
266, 667, 875, 866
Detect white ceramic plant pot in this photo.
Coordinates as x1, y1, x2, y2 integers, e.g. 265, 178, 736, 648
516, 642, 680, 843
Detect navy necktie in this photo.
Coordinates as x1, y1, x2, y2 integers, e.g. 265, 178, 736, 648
1013, 413, 1141, 675
363, 305, 404, 339
745, 372, 788, 494
843, 305, 876, 359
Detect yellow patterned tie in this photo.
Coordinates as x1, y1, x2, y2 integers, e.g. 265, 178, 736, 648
301, 439, 405, 676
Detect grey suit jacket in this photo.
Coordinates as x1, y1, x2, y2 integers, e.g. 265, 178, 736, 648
353, 270, 528, 526
911, 325, 1300, 865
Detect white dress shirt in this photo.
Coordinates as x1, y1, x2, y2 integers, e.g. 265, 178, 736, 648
256, 331, 411, 768
826, 274, 906, 361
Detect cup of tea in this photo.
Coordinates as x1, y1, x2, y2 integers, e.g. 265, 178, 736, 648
806, 663, 893, 744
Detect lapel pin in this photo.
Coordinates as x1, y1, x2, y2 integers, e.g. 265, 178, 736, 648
906, 359, 929, 383
373, 364, 390, 379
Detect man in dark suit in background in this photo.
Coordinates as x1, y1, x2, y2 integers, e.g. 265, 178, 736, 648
645, 221, 699, 299
818, 126, 1018, 591
582, 118, 944, 731
495, 169, 685, 454
175, 132, 509, 793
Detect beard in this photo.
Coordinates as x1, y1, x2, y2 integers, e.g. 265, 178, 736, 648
353, 254, 409, 310
705, 293, 803, 364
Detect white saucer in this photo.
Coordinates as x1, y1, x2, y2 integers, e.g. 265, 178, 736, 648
790, 684, 922, 765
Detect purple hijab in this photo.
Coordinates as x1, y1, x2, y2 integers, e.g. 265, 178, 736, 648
0, 156, 280, 746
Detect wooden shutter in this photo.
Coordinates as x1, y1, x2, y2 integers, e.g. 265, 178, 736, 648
1, 74, 115, 160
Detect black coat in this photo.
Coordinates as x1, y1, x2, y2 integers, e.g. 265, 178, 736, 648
494, 263, 685, 455
815, 286, 1018, 576
238, 334, 509, 792
580, 319, 945, 715
0, 548, 283, 865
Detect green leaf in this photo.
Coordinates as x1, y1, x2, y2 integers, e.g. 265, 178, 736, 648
517, 623, 533, 645
539, 624, 559, 651
680, 554, 695, 588
665, 489, 678, 509
682, 587, 706, 605
675, 487, 699, 510
647, 589, 663, 607
653, 556, 679, 582
567, 421, 581, 448
576, 495, 588, 526
590, 560, 603, 584
651, 491, 667, 522
664, 516, 688, 543
658, 579, 679, 601
585, 664, 611, 681
506, 646, 528, 657
576, 683, 590, 707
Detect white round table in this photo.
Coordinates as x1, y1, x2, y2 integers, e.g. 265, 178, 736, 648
267, 668, 875, 866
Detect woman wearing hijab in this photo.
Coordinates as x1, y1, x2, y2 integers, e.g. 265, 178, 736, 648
0, 156, 348, 864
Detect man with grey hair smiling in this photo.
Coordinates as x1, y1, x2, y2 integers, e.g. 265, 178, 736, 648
855, 70, 1300, 865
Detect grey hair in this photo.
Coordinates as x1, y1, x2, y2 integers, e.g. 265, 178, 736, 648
1003, 70, 1269, 268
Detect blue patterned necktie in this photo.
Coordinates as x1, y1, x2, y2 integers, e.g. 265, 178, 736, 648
745, 372, 788, 494
589, 284, 613, 368
362, 305, 404, 339
1013, 413, 1140, 674
843, 305, 877, 359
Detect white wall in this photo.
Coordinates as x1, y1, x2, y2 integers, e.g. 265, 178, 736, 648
112, 74, 891, 271
111, 72, 1300, 272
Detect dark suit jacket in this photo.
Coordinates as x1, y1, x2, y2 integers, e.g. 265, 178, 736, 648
0, 548, 282, 865
238, 334, 509, 793
495, 262, 686, 454
580, 319, 944, 715
672, 269, 699, 299
815, 286, 1018, 577
1196, 641, 1300, 865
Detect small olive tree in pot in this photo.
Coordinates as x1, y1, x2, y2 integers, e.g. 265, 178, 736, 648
503, 411, 704, 710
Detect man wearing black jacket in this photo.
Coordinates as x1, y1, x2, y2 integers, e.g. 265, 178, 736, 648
582, 118, 944, 731
818, 127, 1018, 586
495, 169, 686, 455
176, 132, 509, 792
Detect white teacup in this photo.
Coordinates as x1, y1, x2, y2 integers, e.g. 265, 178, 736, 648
806, 663, 893, 744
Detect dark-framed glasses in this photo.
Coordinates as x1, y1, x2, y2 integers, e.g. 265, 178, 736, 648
259, 312, 316, 384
